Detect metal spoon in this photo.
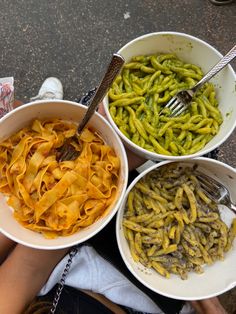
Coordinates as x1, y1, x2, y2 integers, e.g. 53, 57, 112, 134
57, 53, 125, 162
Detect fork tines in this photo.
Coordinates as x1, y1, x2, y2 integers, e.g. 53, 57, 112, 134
56, 137, 80, 162
196, 172, 221, 199
163, 89, 193, 117
196, 171, 236, 215
165, 96, 187, 117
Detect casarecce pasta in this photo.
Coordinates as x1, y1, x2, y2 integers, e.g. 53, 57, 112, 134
0, 119, 120, 238
123, 163, 236, 279
108, 54, 223, 156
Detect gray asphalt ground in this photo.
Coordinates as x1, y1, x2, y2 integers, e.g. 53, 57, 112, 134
1, 0, 236, 312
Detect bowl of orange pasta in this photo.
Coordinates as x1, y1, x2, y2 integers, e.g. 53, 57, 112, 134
0, 100, 128, 249
116, 158, 236, 300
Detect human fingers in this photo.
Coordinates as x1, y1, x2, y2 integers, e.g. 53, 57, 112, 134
199, 297, 227, 314
190, 300, 205, 314
190, 298, 228, 314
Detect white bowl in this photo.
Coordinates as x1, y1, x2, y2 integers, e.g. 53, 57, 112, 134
116, 157, 236, 300
0, 100, 128, 250
104, 32, 236, 161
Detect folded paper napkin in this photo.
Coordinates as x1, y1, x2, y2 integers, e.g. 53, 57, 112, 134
0, 77, 14, 118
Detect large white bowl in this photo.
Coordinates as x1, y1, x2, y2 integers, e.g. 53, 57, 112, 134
0, 100, 128, 250
104, 32, 236, 161
116, 157, 236, 300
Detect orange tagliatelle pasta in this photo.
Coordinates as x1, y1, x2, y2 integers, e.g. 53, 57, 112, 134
0, 119, 120, 238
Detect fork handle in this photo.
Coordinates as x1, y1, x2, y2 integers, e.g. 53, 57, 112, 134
230, 203, 236, 215
192, 44, 236, 93
77, 53, 125, 134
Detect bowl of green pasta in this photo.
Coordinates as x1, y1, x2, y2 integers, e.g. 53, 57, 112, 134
103, 32, 236, 161
116, 157, 236, 299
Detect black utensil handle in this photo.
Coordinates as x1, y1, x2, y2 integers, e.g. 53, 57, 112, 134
77, 53, 125, 134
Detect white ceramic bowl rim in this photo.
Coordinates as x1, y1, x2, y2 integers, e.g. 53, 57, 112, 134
104, 31, 236, 161
0, 100, 129, 249
116, 157, 236, 300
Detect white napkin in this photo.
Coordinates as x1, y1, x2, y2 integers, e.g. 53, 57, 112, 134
39, 245, 194, 314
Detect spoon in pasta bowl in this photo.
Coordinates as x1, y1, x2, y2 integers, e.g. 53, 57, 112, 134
57, 53, 125, 162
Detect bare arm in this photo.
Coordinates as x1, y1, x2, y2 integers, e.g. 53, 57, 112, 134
0, 233, 16, 264
0, 244, 68, 314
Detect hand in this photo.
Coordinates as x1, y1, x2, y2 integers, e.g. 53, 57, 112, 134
98, 103, 147, 171
190, 298, 228, 314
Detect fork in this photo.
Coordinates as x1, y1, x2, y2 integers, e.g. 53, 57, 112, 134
57, 53, 125, 162
163, 44, 236, 117
196, 171, 236, 214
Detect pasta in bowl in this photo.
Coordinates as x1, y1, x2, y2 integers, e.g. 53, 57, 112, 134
116, 158, 236, 300
0, 100, 128, 249
103, 32, 236, 161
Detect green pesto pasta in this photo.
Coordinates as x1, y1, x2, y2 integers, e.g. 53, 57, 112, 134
123, 164, 236, 279
108, 54, 223, 156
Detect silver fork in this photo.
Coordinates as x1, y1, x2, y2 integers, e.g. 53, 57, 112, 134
196, 171, 236, 214
57, 53, 125, 162
164, 44, 236, 117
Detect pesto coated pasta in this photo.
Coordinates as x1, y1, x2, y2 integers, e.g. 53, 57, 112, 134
108, 54, 223, 156
123, 163, 236, 279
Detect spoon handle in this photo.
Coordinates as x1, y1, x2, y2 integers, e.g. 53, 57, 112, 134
77, 53, 125, 134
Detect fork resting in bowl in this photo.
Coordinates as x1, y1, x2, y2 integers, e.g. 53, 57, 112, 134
196, 171, 236, 215
164, 45, 236, 117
